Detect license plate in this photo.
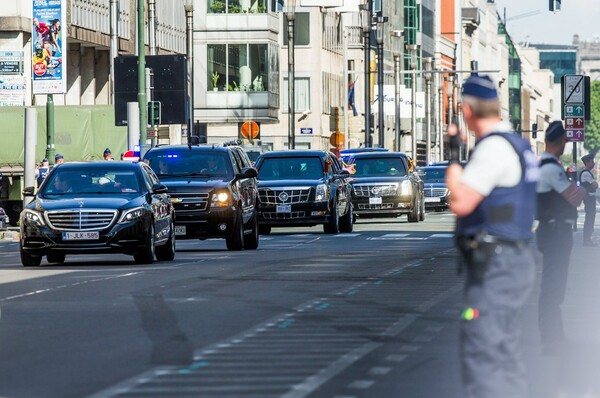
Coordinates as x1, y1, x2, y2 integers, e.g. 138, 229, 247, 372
425, 197, 441, 203
174, 226, 187, 236
369, 197, 382, 205
62, 231, 99, 241
276, 204, 292, 213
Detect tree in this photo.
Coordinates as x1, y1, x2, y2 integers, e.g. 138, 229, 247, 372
585, 81, 600, 154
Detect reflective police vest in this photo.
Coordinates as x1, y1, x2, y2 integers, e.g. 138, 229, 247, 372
37, 167, 50, 186
580, 169, 597, 194
537, 157, 578, 222
456, 133, 539, 241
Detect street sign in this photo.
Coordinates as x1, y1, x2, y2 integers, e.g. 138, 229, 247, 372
563, 75, 584, 104
566, 128, 584, 142
564, 104, 584, 117
240, 120, 260, 140
565, 116, 585, 129
300, 128, 313, 135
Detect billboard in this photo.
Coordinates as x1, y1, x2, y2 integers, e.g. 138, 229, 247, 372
32, 0, 66, 94
373, 85, 425, 118
0, 75, 26, 106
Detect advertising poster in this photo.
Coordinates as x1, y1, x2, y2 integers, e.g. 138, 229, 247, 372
32, 0, 66, 94
0, 75, 26, 106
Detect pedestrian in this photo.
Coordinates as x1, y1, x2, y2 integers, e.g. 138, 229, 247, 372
536, 121, 586, 354
580, 153, 598, 246
445, 74, 540, 398
103, 148, 114, 161
54, 153, 64, 165
35, 158, 50, 187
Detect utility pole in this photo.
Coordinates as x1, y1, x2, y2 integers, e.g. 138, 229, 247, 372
137, 0, 147, 153
109, 0, 118, 104
46, 95, 55, 163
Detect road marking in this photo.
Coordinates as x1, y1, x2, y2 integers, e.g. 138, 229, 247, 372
385, 354, 408, 363
430, 233, 454, 238
368, 366, 392, 375
0, 269, 76, 285
347, 380, 375, 389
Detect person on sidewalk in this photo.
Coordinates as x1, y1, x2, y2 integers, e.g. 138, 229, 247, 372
580, 153, 598, 246
103, 148, 114, 161
536, 121, 586, 354
446, 74, 539, 398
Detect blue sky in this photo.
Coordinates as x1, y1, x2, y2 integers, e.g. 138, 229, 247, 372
493, 0, 600, 45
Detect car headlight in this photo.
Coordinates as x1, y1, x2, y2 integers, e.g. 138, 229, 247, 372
24, 209, 45, 226
211, 191, 232, 207
119, 207, 144, 223
315, 184, 329, 201
399, 180, 413, 195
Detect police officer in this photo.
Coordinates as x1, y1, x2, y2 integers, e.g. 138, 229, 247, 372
446, 74, 539, 398
54, 153, 64, 165
537, 122, 587, 354
103, 148, 114, 161
35, 158, 50, 187
580, 153, 598, 246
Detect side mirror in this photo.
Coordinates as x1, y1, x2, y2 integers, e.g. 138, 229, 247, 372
152, 183, 168, 194
235, 167, 258, 181
22, 186, 35, 196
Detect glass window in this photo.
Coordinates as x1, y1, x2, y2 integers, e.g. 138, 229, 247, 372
283, 13, 310, 46
208, 0, 226, 13
352, 158, 408, 177
209, 44, 268, 92
282, 77, 310, 112
258, 157, 324, 180
417, 168, 446, 182
41, 167, 143, 196
208, 0, 268, 13
144, 152, 235, 179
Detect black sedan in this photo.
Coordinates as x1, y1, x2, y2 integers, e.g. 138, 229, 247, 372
417, 166, 451, 211
20, 162, 175, 266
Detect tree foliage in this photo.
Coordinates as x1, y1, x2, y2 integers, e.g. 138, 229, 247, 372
585, 81, 600, 154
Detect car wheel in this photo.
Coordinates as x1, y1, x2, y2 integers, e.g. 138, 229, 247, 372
324, 200, 340, 234
243, 211, 260, 250
339, 202, 354, 233
419, 195, 425, 221
21, 247, 42, 267
47, 253, 66, 264
407, 198, 419, 223
155, 222, 176, 261
134, 223, 155, 264
258, 225, 271, 235
226, 212, 244, 251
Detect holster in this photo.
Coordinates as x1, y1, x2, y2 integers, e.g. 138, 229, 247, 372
455, 235, 495, 282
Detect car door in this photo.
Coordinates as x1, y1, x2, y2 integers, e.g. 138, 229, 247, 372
141, 165, 171, 243
328, 154, 349, 217
229, 148, 253, 224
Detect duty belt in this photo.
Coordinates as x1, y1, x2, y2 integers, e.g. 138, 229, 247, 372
541, 218, 576, 226
456, 234, 529, 251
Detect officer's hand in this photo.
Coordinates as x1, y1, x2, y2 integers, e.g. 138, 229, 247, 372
447, 123, 463, 165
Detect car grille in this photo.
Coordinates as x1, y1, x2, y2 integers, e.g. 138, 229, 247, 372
358, 203, 394, 210
169, 192, 210, 211
46, 209, 117, 231
353, 184, 398, 198
258, 187, 311, 205
262, 211, 306, 219
425, 188, 448, 198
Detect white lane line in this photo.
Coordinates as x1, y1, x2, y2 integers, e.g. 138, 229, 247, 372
347, 380, 375, 389
333, 234, 361, 237
429, 233, 454, 238
368, 366, 392, 376
381, 234, 409, 238
385, 354, 408, 363
0, 269, 76, 285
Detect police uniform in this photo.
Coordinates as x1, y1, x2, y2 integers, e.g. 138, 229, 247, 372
35, 159, 50, 187
536, 121, 578, 351
580, 154, 597, 245
453, 75, 538, 398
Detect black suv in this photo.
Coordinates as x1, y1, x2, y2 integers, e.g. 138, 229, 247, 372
143, 144, 259, 251
254, 150, 353, 234
344, 152, 425, 222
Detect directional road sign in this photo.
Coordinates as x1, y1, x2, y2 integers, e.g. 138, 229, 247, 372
564, 104, 584, 117
566, 128, 585, 142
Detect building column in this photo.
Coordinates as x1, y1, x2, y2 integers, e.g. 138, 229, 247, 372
80, 46, 96, 105
95, 49, 110, 104
66, 43, 81, 105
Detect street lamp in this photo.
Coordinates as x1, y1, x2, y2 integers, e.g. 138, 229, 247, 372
391, 30, 403, 152
184, 0, 194, 142
406, 43, 419, 161
286, 0, 297, 149
375, 16, 388, 148
359, 3, 372, 148
423, 57, 432, 165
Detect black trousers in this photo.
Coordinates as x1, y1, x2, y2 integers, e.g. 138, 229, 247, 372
583, 195, 596, 242
536, 222, 573, 345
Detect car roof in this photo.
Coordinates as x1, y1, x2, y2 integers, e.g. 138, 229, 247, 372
259, 150, 331, 158
340, 148, 389, 154
344, 151, 409, 159
145, 144, 236, 156
53, 161, 144, 169
418, 165, 447, 170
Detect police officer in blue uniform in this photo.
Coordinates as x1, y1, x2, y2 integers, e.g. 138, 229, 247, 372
446, 74, 539, 398
536, 122, 586, 353
35, 158, 50, 187
580, 153, 598, 246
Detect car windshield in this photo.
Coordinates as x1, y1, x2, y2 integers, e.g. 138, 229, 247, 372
40, 167, 143, 197
351, 157, 408, 177
258, 157, 324, 180
144, 151, 234, 179
419, 168, 447, 182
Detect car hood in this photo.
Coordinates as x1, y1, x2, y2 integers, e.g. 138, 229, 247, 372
31, 195, 145, 211
161, 179, 231, 193
350, 176, 409, 184
424, 182, 447, 189
257, 179, 325, 188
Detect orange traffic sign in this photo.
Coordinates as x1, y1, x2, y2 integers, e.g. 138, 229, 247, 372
329, 131, 344, 148
241, 120, 260, 140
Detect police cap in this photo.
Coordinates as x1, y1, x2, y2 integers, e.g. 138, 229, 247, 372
55, 154, 64, 161
42, 158, 48, 163
581, 153, 595, 164
461, 74, 498, 100
104, 148, 112, 155
545, 121, 565, 142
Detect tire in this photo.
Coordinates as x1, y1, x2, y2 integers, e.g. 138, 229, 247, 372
226, 212, 244, 251
155, 222, 176, 261
419, 194, 425, 221
323, 200, 340, 234
134, 223, 155, 264
339, 202, 354, 233
259, 225, 271, 235
47, 253, 66, 264
21, 247, 42, 267
243, 212, 260, 250
407, 198, 419, 223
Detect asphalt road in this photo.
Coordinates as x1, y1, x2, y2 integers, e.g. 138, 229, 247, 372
1, 211, 600, 398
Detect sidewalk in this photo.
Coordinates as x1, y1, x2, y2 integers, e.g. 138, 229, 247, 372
0, 227, 19, 241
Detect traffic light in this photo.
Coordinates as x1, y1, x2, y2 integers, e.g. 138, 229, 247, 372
549, 0, 561, 11
532, 123, 538, 139
147, 101, 161, 126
